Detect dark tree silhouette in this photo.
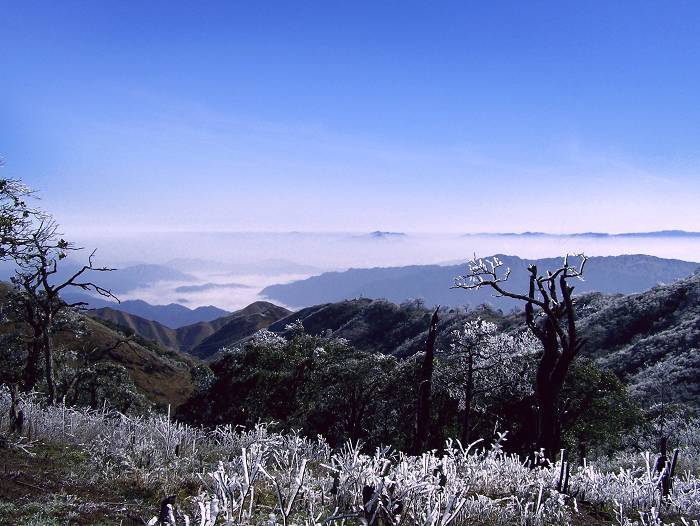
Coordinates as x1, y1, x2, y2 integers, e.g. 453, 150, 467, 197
12, 217, 116, 404
454, 254, 588, 460
412, 307, 439, 455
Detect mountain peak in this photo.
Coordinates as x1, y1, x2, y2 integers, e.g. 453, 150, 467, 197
367, 231, 407, 239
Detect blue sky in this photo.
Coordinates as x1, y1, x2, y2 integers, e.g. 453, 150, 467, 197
1, 1, 699, 234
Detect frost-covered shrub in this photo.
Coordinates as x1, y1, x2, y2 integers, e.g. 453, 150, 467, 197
1, 389, 699, 525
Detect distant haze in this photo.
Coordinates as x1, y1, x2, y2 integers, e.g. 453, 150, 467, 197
75, 231, 700, 269
53, 231, 700, 311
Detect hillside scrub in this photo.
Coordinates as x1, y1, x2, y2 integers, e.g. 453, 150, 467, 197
252, 277, 700, 415
178, 326, 642, 460
1, 390, 699, 525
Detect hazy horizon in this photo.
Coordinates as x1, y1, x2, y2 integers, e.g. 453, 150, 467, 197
2, 3, 700, 310
52, 230, 700, 311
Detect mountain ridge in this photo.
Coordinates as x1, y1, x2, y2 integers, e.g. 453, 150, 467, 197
261, 254, 699, 310
87, 301, 291, 357
469, 230, 700, 237
189, 302, 292, 360
62, 292, 230, 328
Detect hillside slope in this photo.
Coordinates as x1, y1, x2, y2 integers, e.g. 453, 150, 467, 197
261, 254, 699, 309
257, 276, 700, 409
169, 316, 233, 353
89, 301, 290, 357
88, 307, 180, 349
70, 317, 197, 407
577, 271, 700, 408
64, 291, 230, 328
190, 302, 291, 359
267, 299, 459, 357
0, 281, 197, 407
87, 307, 231, 353
201, 298, 510, 360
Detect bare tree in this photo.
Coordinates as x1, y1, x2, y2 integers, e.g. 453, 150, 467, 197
454, 254, 588, 460
0, 167, 119, 405
12, 217, 116, 404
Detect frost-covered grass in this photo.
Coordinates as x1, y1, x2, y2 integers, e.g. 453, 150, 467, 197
1, 391, 699, 526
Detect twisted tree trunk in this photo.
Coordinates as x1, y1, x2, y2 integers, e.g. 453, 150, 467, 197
454, 255, 588, 462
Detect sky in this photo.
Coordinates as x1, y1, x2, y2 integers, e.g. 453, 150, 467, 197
1, 1, 700, 235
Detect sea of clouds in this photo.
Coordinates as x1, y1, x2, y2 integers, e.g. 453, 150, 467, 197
71, 232, 700, 311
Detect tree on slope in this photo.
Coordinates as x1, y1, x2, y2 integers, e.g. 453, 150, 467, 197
454, 254, 588, 460
0, 166, 121, 406
12, 217, 116, 403
438, 318, 538, 444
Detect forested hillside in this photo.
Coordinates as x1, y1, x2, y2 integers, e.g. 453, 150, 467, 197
86, 300, 289, 355
577, 271, 700, 408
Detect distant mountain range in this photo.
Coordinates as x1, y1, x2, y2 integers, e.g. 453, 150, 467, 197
362, 231, 407, 239
88, 301, 291, 359
62, 292, 230, 328
476, 230, 700, 238
261, 254, 700, 310
59, 264, 196, 293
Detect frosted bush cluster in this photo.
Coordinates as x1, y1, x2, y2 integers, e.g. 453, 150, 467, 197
1, 390, 698, 526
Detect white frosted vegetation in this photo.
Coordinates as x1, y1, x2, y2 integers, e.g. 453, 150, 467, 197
1, 391, 698, 526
